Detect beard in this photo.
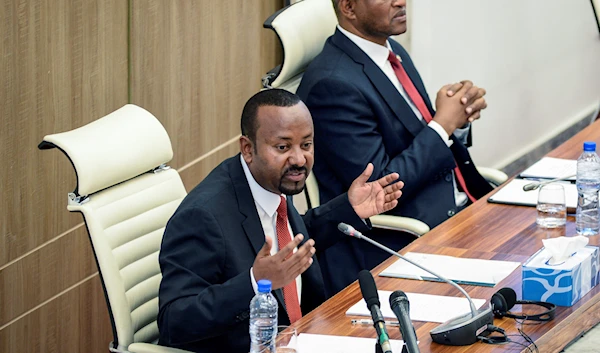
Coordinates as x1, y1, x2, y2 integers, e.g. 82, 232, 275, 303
278, 166, 308, 195
279, 181, 305, 195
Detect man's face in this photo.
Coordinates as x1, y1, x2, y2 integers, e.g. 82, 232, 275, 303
352, 0, 407, 43
242, 103, 314, 195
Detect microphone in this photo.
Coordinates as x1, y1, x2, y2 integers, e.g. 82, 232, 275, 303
522, 174, 576, 191
338, 223, 493, 346
389, 291, 420, 353
358, 270, 393, 353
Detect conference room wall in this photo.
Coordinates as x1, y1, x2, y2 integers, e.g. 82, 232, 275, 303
409, 0, 600, 170
129, 0, 281, 187
0, 1, 281, 352
0, 0, 127, 352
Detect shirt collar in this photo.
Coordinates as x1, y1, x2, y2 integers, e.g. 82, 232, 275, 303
240, 155, 282, 218
337, 25, 397, 70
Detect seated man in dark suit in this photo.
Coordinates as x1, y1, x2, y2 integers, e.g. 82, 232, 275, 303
296, 0, 494, 295
157, 89, 404, 353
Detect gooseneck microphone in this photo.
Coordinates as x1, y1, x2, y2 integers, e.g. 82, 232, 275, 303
338, 223, 493, 346
389, 291, 420, 353
358, 270, 393, 353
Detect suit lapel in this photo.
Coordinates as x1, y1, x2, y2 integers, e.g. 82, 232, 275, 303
286, 196, 308, 244
330, 30, 425, 138
229, 155, 287, 308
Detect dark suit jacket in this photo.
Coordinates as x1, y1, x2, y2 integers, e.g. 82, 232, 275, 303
157, 155, 368, 353
296, 29, 492, 294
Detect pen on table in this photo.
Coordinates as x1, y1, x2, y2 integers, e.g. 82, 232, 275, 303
521, 177, 575, 184
351, 319, 400, 327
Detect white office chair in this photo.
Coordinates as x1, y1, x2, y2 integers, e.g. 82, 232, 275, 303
38, 105, 192, 353
262, 0, 508, 237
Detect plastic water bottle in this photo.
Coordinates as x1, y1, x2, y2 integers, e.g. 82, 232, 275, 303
576, 141, 600, 236
249, 279, 278, 353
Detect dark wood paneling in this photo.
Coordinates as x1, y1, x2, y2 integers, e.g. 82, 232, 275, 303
0, 275, 112, 353
0, 226, 97, 327
0, 0, 129, 266
130, 0, 281, 171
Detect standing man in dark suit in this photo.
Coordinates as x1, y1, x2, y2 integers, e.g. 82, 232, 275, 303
296, 0, 494, 295
157, 89, 404, 353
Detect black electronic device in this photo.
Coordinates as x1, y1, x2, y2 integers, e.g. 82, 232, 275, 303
491, 287, 556, 322
389, 291, 420, 353
358, 270, 393, 353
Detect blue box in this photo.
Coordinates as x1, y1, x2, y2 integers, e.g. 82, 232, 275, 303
522, 246, 600, 306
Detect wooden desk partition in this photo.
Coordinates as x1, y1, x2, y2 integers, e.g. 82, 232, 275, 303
293, 120, 600, 353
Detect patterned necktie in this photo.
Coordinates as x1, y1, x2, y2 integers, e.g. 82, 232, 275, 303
387, 51, 476, 203
276, 196, 302, 323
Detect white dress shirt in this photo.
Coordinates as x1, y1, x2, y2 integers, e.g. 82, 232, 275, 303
242, 155, 302, 302
337, 26, 468, 207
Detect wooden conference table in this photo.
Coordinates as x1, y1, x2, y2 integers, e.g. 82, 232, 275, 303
292, 120, 600, 352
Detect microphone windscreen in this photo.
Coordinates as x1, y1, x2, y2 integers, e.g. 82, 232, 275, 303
337, 222, 350, 234
389, 290, 409, 310
358, 270, 380, 309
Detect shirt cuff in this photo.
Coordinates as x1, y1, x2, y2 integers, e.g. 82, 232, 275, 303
250, 267, 259, 295
428, 121, 453, 147
453, 123, 471, 145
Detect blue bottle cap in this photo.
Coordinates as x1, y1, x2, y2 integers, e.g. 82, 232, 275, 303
257, 279, 272, 293
584, 142, 596, 152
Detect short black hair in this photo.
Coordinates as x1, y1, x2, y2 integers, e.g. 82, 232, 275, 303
331, 0, 341, 15
240, 88, 301, 142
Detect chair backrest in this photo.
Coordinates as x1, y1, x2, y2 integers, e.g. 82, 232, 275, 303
262, 0, 338, 93
39, 105, 187, 352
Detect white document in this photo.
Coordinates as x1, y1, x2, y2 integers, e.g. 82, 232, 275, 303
519, 157, 576, 180
488, 178, 577, 209
345, 290, 487, 323
379, 252, 521, 287
297, 333, 405, 353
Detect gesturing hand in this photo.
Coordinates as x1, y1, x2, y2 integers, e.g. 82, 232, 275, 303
348, 163, 404, 219
252, 234, 316, 290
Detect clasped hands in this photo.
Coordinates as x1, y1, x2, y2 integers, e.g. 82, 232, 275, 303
253, 163, 403, 289
434, 80, 488, 135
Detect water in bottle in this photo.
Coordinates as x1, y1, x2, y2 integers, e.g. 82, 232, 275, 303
576, 141, 600, 236
249, 279, 278, 353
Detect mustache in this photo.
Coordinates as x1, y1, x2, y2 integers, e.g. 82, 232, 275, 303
396, 7, 406, 17
283, 166, 308, 175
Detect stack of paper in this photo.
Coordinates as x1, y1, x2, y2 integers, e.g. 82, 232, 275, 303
488, 178, 577, 209
378, 252, 521, 287
297, 334, 404, 353
519, 157, 576, 180
345, 290, 486, 323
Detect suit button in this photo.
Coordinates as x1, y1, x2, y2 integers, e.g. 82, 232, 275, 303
447, 209, 455, 217
445, 173, 452, 182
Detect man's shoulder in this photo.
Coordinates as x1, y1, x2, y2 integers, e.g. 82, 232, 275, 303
177, 157, 238, 214
298, 37, 363, 98
304, 38, 351, 74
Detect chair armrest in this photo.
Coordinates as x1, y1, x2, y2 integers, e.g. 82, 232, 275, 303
370, 215, 430, 238
127, 343, 194, 353
477, 167, 508, 187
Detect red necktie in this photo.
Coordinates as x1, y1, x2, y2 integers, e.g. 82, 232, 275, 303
387, 51, 476, 203
276, 196, 302, 323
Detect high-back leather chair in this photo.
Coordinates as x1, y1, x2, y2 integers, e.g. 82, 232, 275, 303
39, 105, 191, 353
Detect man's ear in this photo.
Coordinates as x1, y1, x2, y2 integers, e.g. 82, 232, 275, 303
239, 135, 254, 164
338, 0, 357, 20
